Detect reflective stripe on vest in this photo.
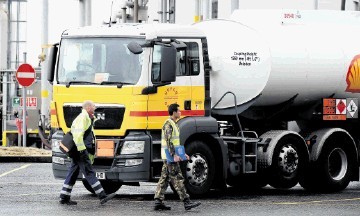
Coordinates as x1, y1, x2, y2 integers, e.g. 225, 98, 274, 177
161, 118, 180, 160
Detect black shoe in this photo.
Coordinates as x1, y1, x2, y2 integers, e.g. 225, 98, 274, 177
184, 198, 201, 210
100, 193, 116, 205
59, 199, 77, 205
154, 199, 171, 210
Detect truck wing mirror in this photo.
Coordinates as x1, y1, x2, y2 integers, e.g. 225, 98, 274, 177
127, 41, 143, 54
171, 40, 187, 50
160, 46, 176, 83
47, 43, 59, 83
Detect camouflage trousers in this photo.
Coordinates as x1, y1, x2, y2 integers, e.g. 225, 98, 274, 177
154, 162, 190, 201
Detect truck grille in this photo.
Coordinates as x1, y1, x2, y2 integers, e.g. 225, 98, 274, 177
63, 104, 125, 129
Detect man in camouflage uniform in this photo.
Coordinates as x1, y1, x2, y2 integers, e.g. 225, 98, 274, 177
154, 103, 201, 211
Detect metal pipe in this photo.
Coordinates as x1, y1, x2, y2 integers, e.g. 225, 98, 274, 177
85, 0, 92, 26
79, 0, 85, 26
6, 0, 11, 69
163, 0, 167, 23
169, 0, 175, 23
314, 0, 319, 10
15, 0, 19, 68
121, 7, 127, 23
203, 0, 210, 20
22, 52, 26, 147
2, 71, 7, 142
158, 0, 163, 23
341, 0, 346, 10
134, 0, 139, 23
79, 0, 91, 26
194, 0, 200, 23
231, 0, 239, 14
41, 0, 49, 138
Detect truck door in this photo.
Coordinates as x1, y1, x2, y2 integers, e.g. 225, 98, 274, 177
147, 40, 202, 129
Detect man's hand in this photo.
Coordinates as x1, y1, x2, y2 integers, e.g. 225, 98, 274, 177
185, 154, 190, 160
174, 154, 181, 162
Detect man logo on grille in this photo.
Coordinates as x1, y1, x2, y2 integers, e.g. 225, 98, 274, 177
96, 113, 105, 120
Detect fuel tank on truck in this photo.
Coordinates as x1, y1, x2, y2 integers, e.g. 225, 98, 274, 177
194, 10, 360, 116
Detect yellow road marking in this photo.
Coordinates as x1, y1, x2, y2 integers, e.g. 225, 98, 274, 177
0, 164, 31, 177
273, 197, 360, 205
205, 197, 360, 205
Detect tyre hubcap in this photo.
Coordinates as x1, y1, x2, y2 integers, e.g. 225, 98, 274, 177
328, 148, 347, 181
186, 154, 208, 187
278, 144, 299, 175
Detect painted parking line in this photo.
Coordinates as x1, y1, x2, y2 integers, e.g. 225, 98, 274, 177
0, 164, 31, 177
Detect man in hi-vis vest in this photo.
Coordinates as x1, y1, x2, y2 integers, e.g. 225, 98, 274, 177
154, 103, 201, 211
59, 100, 116, 205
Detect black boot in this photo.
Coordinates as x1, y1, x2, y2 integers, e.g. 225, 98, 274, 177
154, 199, 171, 210
183, 198, 201, 210
59, 199, 77, 205
100, 193, 116, 205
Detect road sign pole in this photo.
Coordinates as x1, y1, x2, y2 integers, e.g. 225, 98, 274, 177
22, 87, 27, 147
16, 62, 35, 148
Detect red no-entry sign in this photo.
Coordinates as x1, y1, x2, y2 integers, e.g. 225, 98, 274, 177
16, 63, 35, 87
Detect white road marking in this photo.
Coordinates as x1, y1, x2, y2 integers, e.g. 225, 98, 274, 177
0, 164, 31, 177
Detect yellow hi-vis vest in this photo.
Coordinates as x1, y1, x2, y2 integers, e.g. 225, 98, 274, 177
161, 118, 180, 160
71, 109, 93, 151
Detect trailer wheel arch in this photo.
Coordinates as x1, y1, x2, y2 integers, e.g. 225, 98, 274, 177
259, 130, 309, 189
258, 130, 309, 168
301, 128, 359, 191
305, 128, 358, 164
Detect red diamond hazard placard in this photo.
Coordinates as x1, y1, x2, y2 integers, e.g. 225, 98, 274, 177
16, 63, 35, 87
336, 99, 347, 114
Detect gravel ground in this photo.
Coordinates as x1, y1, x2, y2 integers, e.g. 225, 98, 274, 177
0, 146, 51, 156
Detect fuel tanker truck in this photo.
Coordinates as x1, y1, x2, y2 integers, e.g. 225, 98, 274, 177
47, 9, 360, 195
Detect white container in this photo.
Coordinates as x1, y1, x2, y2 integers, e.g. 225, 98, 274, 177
194, 10, 360, 114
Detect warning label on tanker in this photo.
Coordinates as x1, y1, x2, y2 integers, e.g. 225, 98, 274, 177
231, 52, 260, 66
323, 98, 358, 120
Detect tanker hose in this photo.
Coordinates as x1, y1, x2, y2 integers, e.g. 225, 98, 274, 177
211, 91, 244, 139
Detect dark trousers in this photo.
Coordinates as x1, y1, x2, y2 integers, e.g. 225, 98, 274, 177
60, 150, 106, 200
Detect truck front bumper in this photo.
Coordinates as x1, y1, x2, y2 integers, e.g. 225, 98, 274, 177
52, 132, 151, 182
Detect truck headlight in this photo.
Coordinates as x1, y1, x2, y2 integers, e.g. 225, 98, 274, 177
121, 141, 145, 155
52, 139, 62, 153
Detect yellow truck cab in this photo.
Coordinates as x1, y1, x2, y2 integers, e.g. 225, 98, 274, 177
48, 23, 222, 195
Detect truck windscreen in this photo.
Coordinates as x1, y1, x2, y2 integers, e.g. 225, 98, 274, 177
57, 38, 144, 86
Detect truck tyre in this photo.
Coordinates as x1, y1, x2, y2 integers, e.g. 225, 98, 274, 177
268, 135, 305, 189
184, 140, 215, 195
315, 141, 354, 191
82, 179, 122, 194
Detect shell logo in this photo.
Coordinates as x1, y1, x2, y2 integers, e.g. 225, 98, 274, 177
346, 55, 360, 93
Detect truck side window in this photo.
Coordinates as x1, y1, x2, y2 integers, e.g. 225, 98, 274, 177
175, 42, 200, 76
186, 42, 200, 76
152, 45, 161, 82
151, 42, 200, 83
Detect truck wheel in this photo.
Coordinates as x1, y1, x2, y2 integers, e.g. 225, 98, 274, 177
82, 179, 122, 194
269, 136, 305, 189
184, 140, 215, 195
316, 142, 353, 191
